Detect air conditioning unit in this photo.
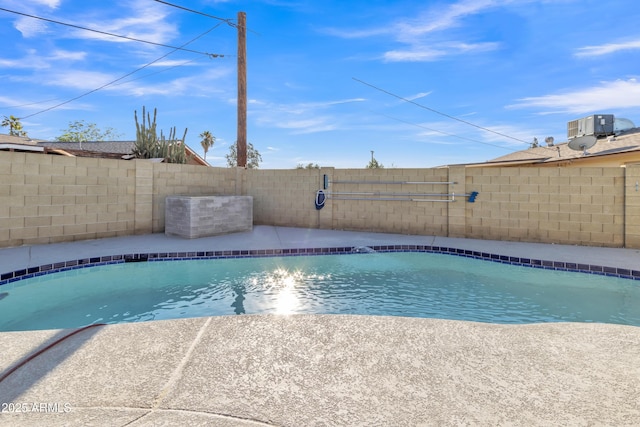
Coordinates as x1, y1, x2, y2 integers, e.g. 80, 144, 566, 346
567, 114, 614, 139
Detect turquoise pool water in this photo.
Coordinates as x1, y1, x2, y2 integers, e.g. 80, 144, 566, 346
0, 252, 638, 331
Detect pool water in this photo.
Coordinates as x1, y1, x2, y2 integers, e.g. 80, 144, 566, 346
0, 252, 638, 331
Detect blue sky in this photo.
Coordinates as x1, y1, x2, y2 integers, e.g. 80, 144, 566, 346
0, 0, 639, 168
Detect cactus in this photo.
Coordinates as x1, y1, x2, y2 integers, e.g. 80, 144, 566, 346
132, 106, 188, 164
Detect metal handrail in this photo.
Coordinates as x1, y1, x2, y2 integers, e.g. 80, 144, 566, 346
327, 191, 478, 203
329, 191, 455, 197
320, 174, 478, 202
329, 180, 456, 185
329, 196, 455, 202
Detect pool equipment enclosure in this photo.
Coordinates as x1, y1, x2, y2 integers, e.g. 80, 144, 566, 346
165, 195, 253, 239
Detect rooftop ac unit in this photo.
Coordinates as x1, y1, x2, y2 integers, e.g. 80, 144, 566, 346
567, 114, 614, 139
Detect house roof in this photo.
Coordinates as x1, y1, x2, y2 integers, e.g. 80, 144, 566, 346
464, 128, 640, 167
0, 133, 47, 145
38, 141, 136, 154
0, 133, 47, 152
37, 140, 210, 166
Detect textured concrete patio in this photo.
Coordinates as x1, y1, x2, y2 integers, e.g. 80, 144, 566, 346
1, 227, 640, 426
1, 316, 640, 426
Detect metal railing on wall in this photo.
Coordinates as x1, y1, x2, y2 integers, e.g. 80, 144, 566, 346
321, 174, 479, 203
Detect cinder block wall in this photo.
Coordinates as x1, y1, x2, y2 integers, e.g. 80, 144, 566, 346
2, 151, 639, 249
465, 167, 625, 246
245, 168, 324, 229
625, 165, 640, 248
324, 168, 452, 235
0, 152, 136, 246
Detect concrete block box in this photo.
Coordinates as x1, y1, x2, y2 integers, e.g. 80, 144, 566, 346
165, 195, 253, 239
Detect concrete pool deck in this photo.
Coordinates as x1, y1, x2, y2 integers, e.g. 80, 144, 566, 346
1, 227, 640, 426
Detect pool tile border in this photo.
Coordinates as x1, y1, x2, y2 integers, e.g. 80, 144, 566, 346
1, 244, 639, 287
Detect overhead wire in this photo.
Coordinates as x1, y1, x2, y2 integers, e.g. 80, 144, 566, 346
0, 60, 198, 112
151, 0, 236, 27
152, 0, 261, 36
19, 23, 223, 120
1, 2, 233, 113
371, 110, 514, 151
112, 59, 198, 86
0, 97, 62, 111
0, 6, 228, 58
353, 77, 556, 151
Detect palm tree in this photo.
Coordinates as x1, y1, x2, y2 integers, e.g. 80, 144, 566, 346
199, 131, 215, 162
1, 115, 27, 137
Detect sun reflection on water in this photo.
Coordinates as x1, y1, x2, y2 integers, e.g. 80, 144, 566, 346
259, 268, 330, 315
267, 268, 303, 315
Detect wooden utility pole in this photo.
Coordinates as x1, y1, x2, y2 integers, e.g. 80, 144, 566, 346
237, 11, 247, 168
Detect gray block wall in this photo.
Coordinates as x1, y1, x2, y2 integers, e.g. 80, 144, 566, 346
165, 196, 253, 239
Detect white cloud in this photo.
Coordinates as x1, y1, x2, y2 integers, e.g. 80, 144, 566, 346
0, 57, 33, 69
32, 0, 61, 7
474, 123, 540, 146
251, 97, 367, 134
45, 70, 115, 90
394, 0, 496, 41
296, 98, 366, 110
272, 117, 337, 133
575, 39, 640, 57
383, 48, 445, 62
400, 118, 532, 148
0, 94, 87, 113
384, 0, 505, 62
8, 0, 61, 37
9, 0, 177, 44
326, 98, 367, 105
14, 16, 50, 38
325, 0, 506, 62
325, 0, 498, 40
0, 49, 86, 69
509, 79, 640, 114
76, 2, 177, 45
406, 92, 432, 101
120, 68, 233, 97
145, 60, 198, 68
10, 0, 176, 44
49, 49, 87, 61
321, 27, 390, 39
383, 41, 499, 62
17, 67, 208, 96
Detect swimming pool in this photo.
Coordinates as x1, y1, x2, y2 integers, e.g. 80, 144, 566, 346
1, 250, 638, 332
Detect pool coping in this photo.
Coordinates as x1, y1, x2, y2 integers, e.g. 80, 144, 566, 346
2, 243, 640, 287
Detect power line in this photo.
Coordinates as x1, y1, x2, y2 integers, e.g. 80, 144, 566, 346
0, 6, 228, 58
353, 77, 535, 146
0, 60, 198, 112
371, 110, 514, 151
0, 97, 61, 111
151, 0, 236, 27
153, 0, 260, 35
113, 59, 198, 86
19, 24, 223, 120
